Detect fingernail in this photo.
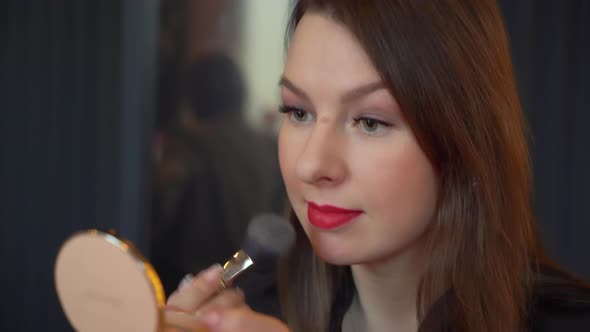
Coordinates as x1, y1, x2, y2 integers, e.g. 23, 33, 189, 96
203, 264, 223, 283
178, 273, 193, 291
202, 311, 220, 327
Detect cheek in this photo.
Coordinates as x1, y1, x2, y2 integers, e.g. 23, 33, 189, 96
278, 132, 312, 237
358, 139, 438, 229
278, 126, 300, 196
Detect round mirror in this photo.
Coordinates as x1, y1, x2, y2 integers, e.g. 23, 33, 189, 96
54, 230, 165, 332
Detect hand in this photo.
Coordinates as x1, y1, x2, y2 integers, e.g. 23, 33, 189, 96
163, 264, 290, 332
200, 307, 289, 332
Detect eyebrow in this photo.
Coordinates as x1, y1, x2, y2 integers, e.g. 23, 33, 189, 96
279, 76, 386, 104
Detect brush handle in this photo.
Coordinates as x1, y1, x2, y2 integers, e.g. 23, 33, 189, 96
220, 250, 254, 288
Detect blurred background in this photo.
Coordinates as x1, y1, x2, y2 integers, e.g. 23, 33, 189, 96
0, 0, 588, 331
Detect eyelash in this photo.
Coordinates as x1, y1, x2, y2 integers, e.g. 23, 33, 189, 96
278, 105, 392, 135
278, 105, 311, 122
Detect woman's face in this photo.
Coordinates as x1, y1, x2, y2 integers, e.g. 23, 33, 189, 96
278, 13, 438, 265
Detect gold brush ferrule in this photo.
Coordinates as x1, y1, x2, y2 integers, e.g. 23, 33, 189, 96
220, 250, 254, 288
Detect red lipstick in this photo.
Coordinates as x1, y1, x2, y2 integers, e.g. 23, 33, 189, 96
307, 201, 362, 230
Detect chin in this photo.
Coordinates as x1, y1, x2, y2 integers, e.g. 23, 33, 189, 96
309, 237, 366, 266
301, 221, 370, 266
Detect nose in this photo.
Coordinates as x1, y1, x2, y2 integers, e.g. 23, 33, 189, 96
295, 121, 347, 186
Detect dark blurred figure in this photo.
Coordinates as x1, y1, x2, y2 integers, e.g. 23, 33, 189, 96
150, 53, 285, 317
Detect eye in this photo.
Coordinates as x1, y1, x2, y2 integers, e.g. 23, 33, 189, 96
278, 105, 314, 124
354, 117, 391, 136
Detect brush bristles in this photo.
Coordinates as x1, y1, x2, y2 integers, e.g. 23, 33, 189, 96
243, 213, 295, 261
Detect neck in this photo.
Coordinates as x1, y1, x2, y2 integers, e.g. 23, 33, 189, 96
345, 245, 426, 332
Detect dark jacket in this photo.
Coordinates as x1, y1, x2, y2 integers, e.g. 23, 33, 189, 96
329, 266, 590, 331
528, 268, 590, 331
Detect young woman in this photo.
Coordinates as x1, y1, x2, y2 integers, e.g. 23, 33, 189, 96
165, 1, 590, 331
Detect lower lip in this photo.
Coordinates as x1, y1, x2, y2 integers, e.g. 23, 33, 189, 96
307, 204, 362, 230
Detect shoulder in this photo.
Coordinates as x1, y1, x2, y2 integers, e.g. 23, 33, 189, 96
528, 267, 590, 332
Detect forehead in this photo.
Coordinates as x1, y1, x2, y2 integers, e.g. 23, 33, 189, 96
284, 13, 382, 92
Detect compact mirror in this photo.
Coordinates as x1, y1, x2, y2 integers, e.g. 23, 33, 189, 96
54, 229, 206, 332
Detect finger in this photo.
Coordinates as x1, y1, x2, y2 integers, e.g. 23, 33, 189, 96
202, 308, 290, 332
166, 264, 224, 313
163, 310, 208, 332
194, 288, 246, 316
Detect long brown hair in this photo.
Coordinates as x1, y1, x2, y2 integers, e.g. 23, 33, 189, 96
277, 1, 557, 331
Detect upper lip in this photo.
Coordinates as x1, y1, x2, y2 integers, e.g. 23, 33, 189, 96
307, 201, 362, 213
